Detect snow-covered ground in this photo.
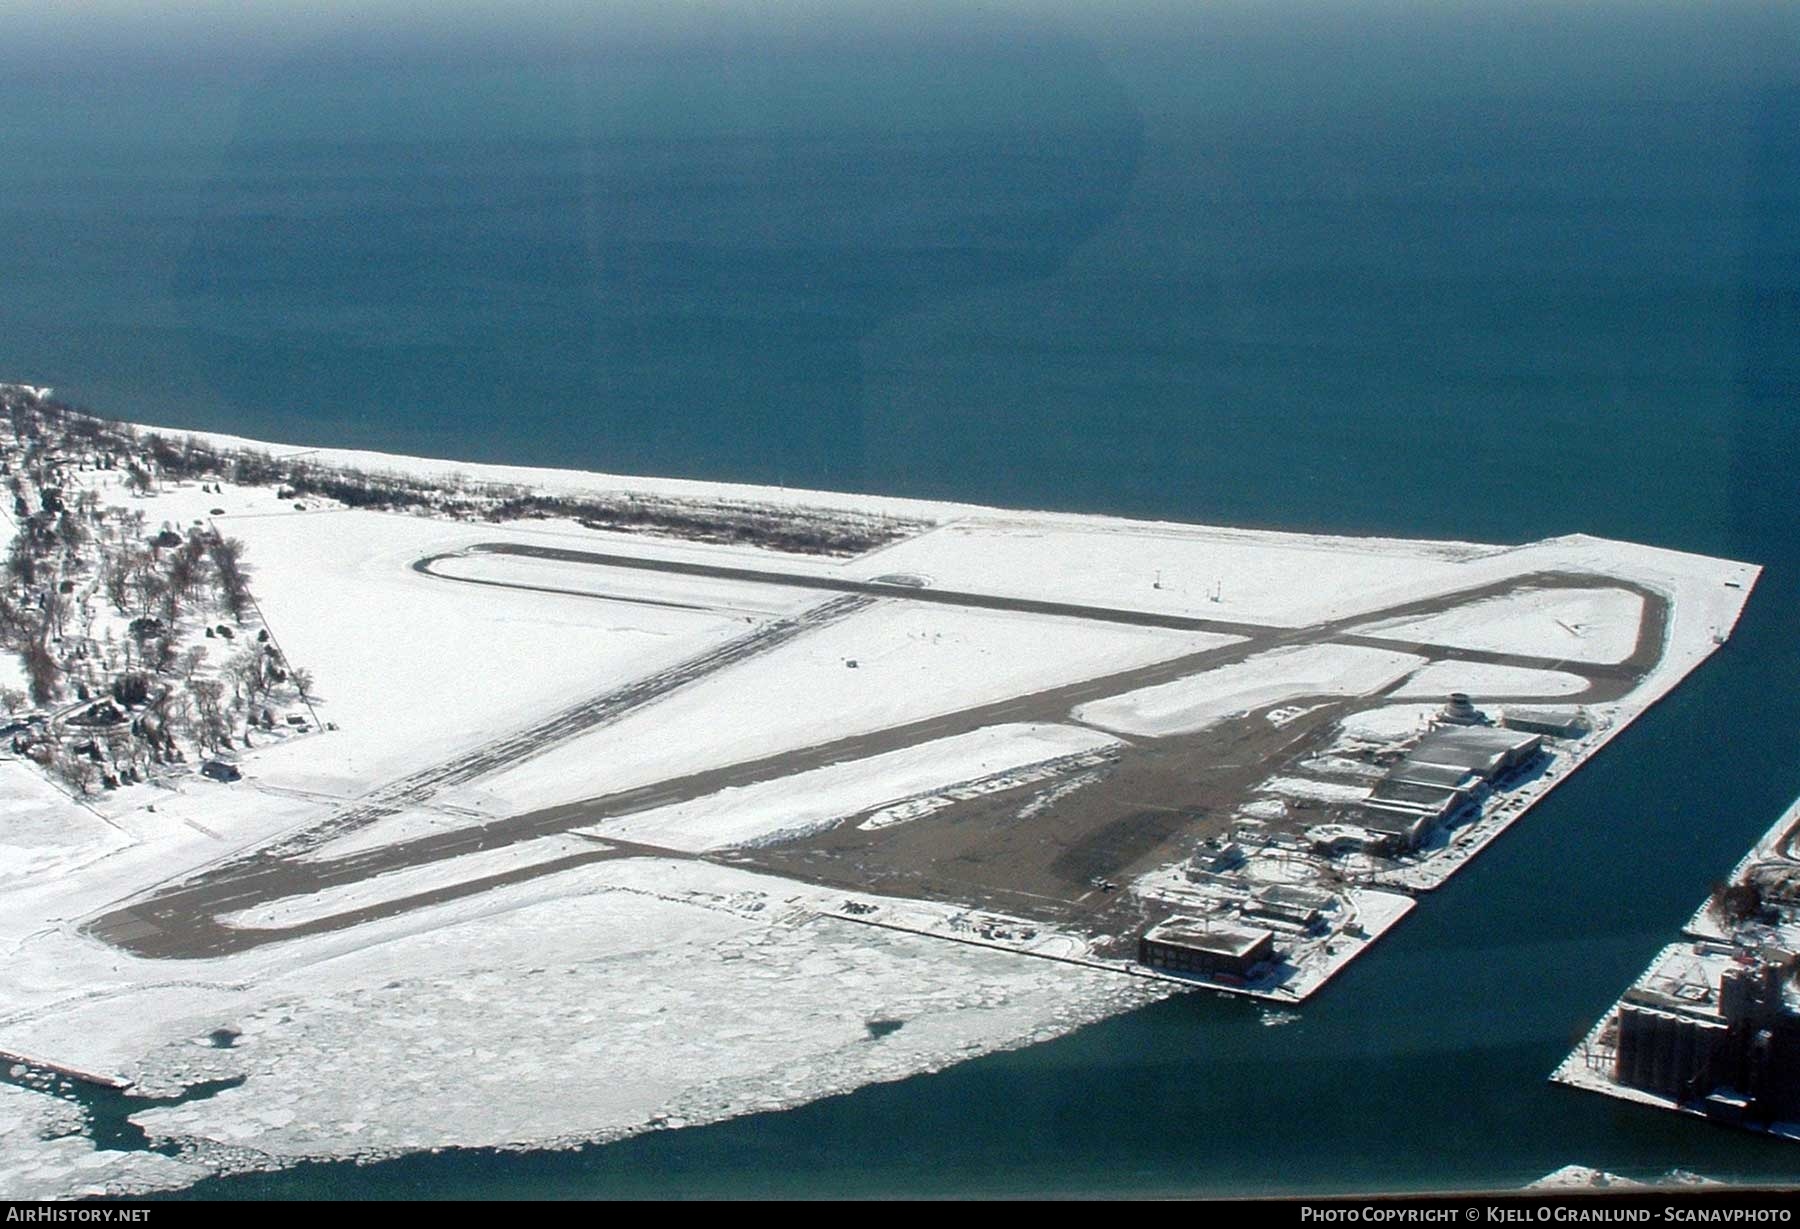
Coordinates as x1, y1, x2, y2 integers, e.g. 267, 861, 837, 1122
0, 651, 26, 695
576, 723, 1119, 853
1072, 645, 1423, 738
135, 421, 986, 528
443, 601, 1234, 816
0, 422, 1762, 1196
0, 762, 133, 886
429, 549, 815, 618
145, 423, 1755, 644
221, 834, 605, 930
4, 857, 1166, 1171
838, 517, 1502, 627
305, 724, 1121, 862
208, 509, 749, 794
1356, 586, 1645, 664
1258, 776, 1371, 805
1389, 661, 1589, 701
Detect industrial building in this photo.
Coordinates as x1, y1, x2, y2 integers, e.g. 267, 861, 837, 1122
1242, 883, 1332, 931
1410, 725, 1544, 781
1365, 779, 1470, 821
1615, 999, 1729, 1101
1357, 796, 1456, 854
1350, 724, 1544, 853
1306, 822, 1387, 857
1614, 956, 1800, 1126
1388, 759, 1480, 792
1186, 837, 1246, 876
1502, 706, 1590, 739
1138, 918, 1276, 980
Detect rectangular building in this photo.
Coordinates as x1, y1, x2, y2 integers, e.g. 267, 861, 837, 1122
1139, 918, 1276, 980
1409, 726, 1543, 782
1502, 706, 1589, 739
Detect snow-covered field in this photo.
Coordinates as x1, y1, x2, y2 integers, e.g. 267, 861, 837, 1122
211, 510, 750, 793
839, 517, 1501, 627
577, 723, 1119, 853
1072, 645, 1423, 738
0, 651, 26, 694
0, 423, 1762, 1196
1389, 661, 1589, 700
0, 762, 133, 886
222, 834, 605, 930
430, 548, 815, 618
1356, 586, 1645, 664
444, 601, 1235, 815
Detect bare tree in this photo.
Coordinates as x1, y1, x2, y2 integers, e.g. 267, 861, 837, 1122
166, 545, 203, 607
227, 646, 272, 707
156, 574, 181, 625
142, 690, 188, 761
51, 747, 98, 796
44, 591, 71, 640
55, 512, 86, 555
207, 536, 252, 621
132, 566, 167, 621
289, 665, 315, 701
22, 634, 61, 706
0, 592, 27, 648
190, 677, 230, 752
5, 540, 35, 589
101, 556, 132, 614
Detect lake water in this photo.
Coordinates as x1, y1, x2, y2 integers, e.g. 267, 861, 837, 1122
3, 1, 1798, 1197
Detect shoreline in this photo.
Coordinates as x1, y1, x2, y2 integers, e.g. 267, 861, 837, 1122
1552, 795, 1800, 1142
0, 395, 1764, 1196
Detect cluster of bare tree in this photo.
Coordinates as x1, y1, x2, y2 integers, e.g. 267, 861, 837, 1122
0, 390, 318, 795
5, 387, 924, 558
497, 490, 924, 556
208, 535, 253, 620
0, 571, 67, 708
97, 526, 249, 630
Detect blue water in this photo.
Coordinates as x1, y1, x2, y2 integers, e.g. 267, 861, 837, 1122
3, 1, 1798, 1197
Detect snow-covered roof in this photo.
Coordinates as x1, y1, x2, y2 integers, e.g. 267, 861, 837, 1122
1144, 917, 1274, 957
